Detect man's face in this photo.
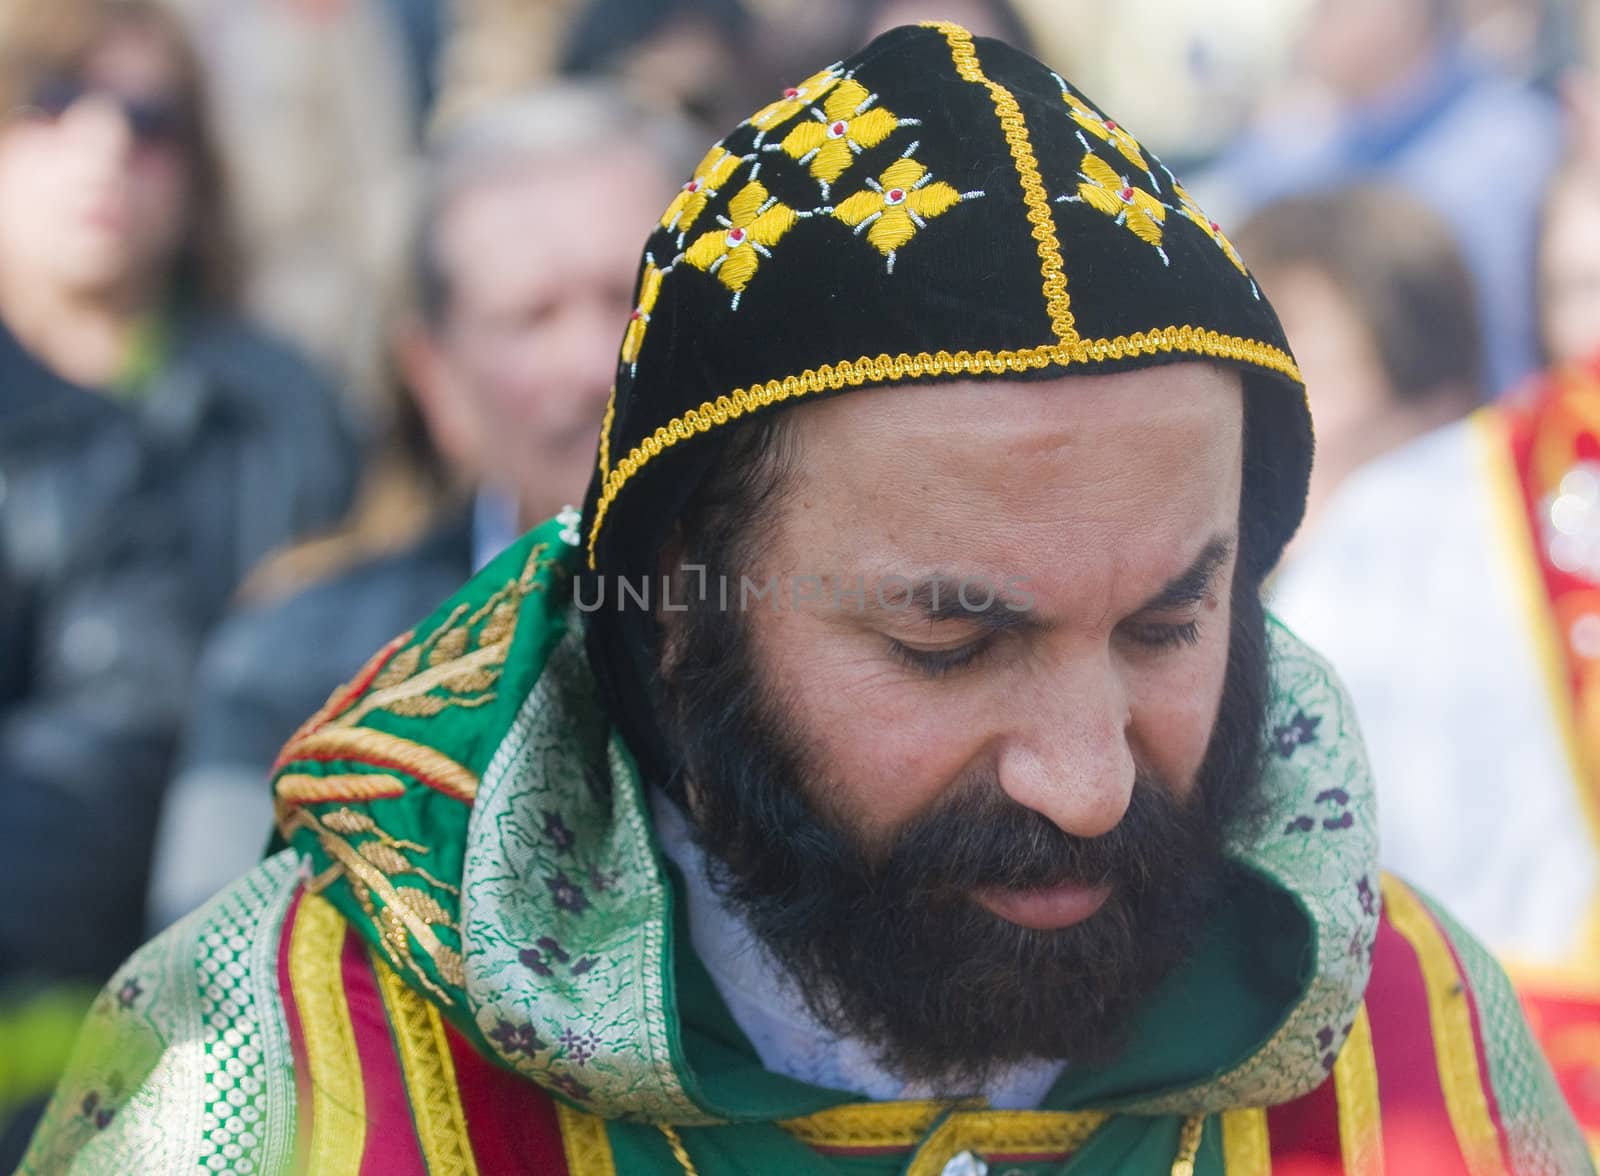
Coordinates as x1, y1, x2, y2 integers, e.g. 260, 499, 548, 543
660, 363, 1270, 1085
422, 150, 671, 524
747, 363, 1244, 856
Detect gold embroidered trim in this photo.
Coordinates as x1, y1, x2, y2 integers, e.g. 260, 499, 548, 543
1383, 876, 1507, 1176
903, 1109, 1111, 1176
289, 893, 366, 1176
276, 772, 408, 806
780, 1099, 959, 1148
1221, 1107, 1271, 1175
556, 1103, 617, 1176
372, 952, 479, 1176
585, 328, 1303, 567
599, 384, 617, 478
933, 21, 1073, 343
278, 728, 480, 805
284, 808, 462, 1006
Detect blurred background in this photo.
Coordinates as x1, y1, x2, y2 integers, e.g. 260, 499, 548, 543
5, 0, 1600, 1164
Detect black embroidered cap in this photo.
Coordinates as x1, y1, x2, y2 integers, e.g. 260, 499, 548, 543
577, 22, 1312, 772
581, 21, 1308, 573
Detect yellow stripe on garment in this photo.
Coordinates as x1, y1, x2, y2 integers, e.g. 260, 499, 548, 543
1333, 1004, 1385, 1175
289, 892, 367, 1175
372, 951, 479, 1176
1470, 410, 1600, 860
1382, 877, 1506, 1176
557, 1102, 618, 1176
1220, 1108, 1270, 1175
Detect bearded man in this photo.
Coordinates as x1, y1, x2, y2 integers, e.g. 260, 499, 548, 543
23, 23, 1590, 1176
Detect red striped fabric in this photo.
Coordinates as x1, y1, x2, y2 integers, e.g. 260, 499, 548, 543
339, 933, 429, 1175
1364, 907, 1473, 1171
447, 1022, 572, 1174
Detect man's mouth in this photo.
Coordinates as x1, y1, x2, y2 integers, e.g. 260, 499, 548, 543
971, 880, 1113, 931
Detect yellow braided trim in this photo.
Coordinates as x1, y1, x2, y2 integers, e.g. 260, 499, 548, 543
779, 1100, 957, 1148
585, 328, 1303, 567
276, 772, 407, 806
1171, 1114, 1205, 1176
556, 1103, 617, 1176
904, 1110, 1110, 1176
599, 383, 617, 479
1382, 876, 1507, 1176
657, 1124, 701, 1175
372, 952, 479, 1176
1333, 1003, 1385, 1176
278, 727, 480, 804
933, 20, 1074, 343
289, 893, 366, 1176
1220, 1107, 1270, 1175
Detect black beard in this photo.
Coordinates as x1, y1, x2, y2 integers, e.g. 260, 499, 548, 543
657, 578, 1271, 1094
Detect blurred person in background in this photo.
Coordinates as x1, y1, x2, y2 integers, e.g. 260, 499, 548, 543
0, 0, 354, 1159
1269, 189, 1600, 1153
1538, 160, 1600, 367
1193, 0, 1565, 396
560, 0, 755, 133
1234, 185, 1483, 549
146, 84, 685, 929
166, 0, 420, 419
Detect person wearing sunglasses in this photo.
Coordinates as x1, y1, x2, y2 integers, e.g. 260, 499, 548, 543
0, 0, 357, 1161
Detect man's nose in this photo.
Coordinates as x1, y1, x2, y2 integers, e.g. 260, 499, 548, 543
995, 652, 1136, 840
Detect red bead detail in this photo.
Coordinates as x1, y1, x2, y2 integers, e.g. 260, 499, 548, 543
1105, 120, 1117, 130
783, 87, 800, 98
1120, 187, 1134, 201
831, 121, 847, 136
886, 188, 905, 203
630, 310, 643, 321
684, 180, 700, 193
729, 227, 746, 243
1209, 220, 1220, 232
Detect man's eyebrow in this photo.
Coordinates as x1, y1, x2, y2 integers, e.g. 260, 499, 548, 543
889, 575, 1036, 631
1136, 536, 1234, 614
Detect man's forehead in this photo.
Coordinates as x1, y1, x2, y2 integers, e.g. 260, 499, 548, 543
782, 362, 1245, 460
758, 363, 1245, 601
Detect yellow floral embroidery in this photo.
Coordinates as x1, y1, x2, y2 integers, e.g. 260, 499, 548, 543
748, 64, 845, 131
777, 78, 909, 189
1068, 152, 1168, 261
833, 157, 975, 271
621, 259, 664, 370
660, 146, 743, 235
1173, 181, 1251, 277
684, 181, 798, 304
1062, 89, 1147, 172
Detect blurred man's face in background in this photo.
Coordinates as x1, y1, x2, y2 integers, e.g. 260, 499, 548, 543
1539, 169, 1600, 369
1300, 0, 1438, 104
0, 22, 190, 306
404, 149, 673, 525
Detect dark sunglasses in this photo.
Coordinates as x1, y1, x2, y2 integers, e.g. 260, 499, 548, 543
24, 74, 188, 145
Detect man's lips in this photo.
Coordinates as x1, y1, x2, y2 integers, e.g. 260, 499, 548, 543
971, 880, 1112, 931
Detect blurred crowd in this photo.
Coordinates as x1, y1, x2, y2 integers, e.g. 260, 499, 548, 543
5, 0, 1600, 1163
